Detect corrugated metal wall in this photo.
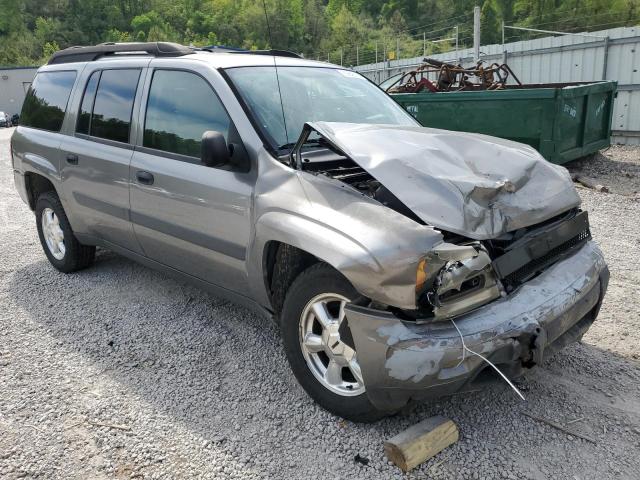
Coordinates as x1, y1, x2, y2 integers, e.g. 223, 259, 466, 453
0, 67, 38, 118
353, 26, 640, 145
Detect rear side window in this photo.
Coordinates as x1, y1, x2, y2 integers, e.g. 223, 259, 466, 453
21, 71, 76, 132
143, 69, 230, 157
77, 69, 140, 143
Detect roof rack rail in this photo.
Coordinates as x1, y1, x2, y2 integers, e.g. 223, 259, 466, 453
198, 46, 302, 59
232, 49, 302, 59
47, 42, 193, 65
199, 45, 249, 52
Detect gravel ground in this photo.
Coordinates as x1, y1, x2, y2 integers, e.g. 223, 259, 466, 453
1, 126, 639, 479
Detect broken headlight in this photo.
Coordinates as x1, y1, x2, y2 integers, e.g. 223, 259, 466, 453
417, 242, 503, 320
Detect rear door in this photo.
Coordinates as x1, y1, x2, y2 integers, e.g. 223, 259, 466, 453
129, 64, 253, 293
59, 62, 147, 253
12, 68, 78, 200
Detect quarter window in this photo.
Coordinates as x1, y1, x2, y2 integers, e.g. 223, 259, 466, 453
90, 69, 140, 143
76, 70, 100, 135
143, 70, 230, 158
20, 71, 77, 132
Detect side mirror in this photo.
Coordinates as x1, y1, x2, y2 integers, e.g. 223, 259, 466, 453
201, 130, 231, 168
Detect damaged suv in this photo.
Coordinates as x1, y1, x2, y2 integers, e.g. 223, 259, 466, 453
11, 43, 609, 422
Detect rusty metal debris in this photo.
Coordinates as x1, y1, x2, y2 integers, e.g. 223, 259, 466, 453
385, 58, 522, 93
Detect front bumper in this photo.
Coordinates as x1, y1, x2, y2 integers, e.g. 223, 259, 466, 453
345, 241, 609, 412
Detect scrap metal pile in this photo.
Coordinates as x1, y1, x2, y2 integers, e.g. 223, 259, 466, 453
385, 58, 522, 93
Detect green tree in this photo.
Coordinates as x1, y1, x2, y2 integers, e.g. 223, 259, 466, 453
1, 0, 640, 66
481, 0, 501, 45
326, 0, 367, 18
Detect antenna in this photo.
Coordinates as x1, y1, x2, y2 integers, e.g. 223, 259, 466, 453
262, 0, 290, 147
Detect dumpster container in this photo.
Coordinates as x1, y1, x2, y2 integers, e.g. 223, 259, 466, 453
391, 81, 617, 164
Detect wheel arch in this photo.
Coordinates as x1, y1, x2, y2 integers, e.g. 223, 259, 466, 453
24, 171, 58, 211
262, 241, 319, 317
254, 212, 382, 317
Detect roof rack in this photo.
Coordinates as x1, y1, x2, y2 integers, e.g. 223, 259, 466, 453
199, 45, 248, 52
232, 49, 302, 59
47, 42, 193, 65
198, 46, 302, 59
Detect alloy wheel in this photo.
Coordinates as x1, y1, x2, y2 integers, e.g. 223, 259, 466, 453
299, 293, 365, 396
41, 207, 66, 260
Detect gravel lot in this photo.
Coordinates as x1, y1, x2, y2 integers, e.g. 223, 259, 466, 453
1, 126, 639, 479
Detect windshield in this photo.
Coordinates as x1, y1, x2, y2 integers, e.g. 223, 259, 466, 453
225, 66, 417, 151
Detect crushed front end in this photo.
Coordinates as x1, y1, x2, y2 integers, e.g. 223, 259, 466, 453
344, 213, 609, 412
291, 122, 609, 412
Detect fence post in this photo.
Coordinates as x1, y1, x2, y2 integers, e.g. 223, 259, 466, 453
501, 20, 507, 66
340, 48, 343, 65
455, 25, 459, 58
602, 36, 610, 80
473, 5, 481, 63
375, 42, 378, 64
356, 45, 359, 65
423, 32, 426, 56
396, 38, 400, 62
383, 43, 387, 79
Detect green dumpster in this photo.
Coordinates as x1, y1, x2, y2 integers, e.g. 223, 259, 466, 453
391, 81, 617, 164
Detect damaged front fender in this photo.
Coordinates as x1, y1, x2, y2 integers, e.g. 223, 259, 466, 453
250, 155, 444, 310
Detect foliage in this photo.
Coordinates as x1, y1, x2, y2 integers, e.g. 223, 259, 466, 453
1, 0, 639, 66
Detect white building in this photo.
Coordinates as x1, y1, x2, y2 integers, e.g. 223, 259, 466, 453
0, 66, 38, 118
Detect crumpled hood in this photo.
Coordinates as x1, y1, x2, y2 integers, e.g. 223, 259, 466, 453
309, 122, 581, 239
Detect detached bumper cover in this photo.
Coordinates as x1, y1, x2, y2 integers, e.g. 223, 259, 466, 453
345, 241, 609, 412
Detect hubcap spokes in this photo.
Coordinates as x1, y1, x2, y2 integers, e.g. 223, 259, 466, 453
299, 293, 365, 396
42, 208, 65, 260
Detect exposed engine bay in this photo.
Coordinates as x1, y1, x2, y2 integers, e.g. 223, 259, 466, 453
295, 144, 423, 224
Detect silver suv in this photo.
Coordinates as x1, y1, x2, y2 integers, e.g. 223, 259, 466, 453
10, 42, 609, 422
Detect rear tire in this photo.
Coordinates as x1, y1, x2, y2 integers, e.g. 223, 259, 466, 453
35, 191, 95, 273
280, 263, 389, 423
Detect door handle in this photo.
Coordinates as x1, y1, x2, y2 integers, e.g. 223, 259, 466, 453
136, 170, 154, 185
66, 153, 78, 165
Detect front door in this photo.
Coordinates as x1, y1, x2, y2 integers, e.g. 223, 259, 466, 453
129, 68, 253, 293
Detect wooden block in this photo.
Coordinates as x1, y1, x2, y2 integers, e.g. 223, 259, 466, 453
384, 416, 459, 472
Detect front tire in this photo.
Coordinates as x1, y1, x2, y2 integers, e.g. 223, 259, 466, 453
35, 191, 95, 273
280, 263, 388, 422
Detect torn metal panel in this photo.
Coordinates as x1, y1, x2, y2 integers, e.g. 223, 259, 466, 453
306, 121, 581, 240
346, 241, 608, 412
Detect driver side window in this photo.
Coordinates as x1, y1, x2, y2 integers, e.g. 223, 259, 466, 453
143, 69, 231, 158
